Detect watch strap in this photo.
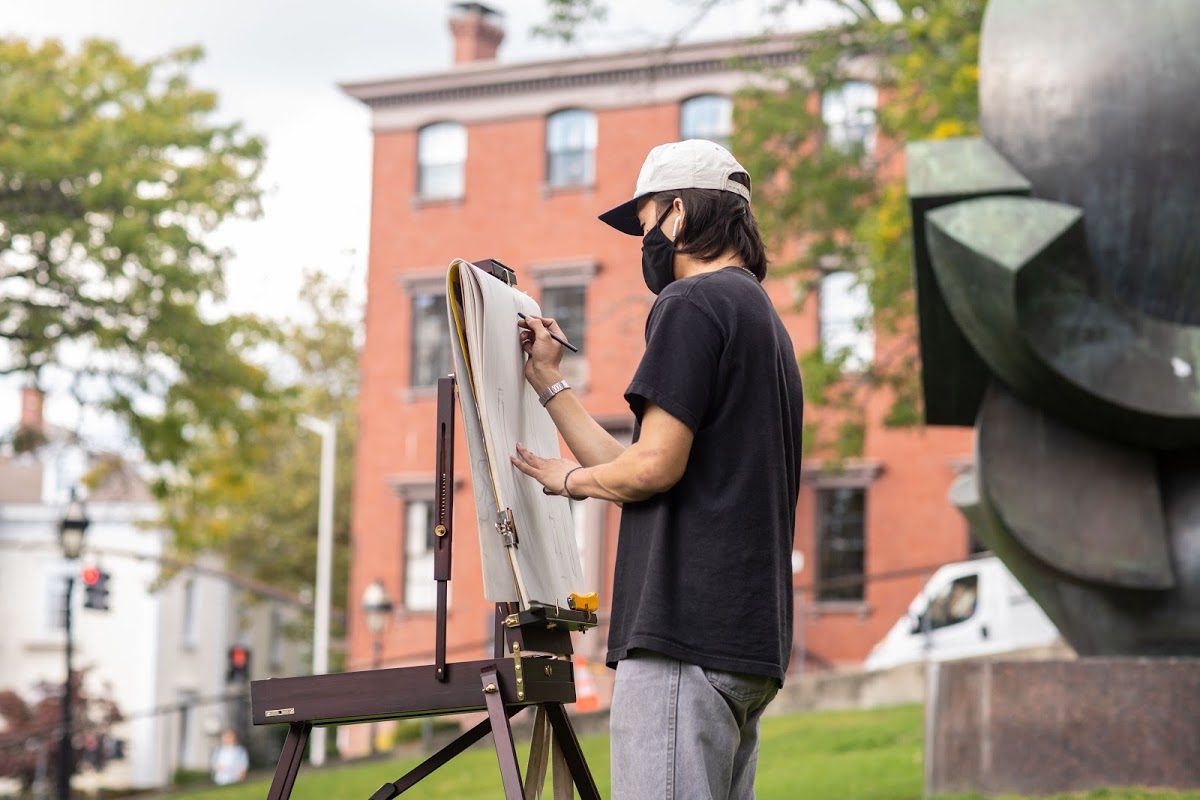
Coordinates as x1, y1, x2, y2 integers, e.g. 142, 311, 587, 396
537, 379, 571, 407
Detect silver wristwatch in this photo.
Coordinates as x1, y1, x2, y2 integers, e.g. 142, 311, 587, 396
537, 379, 571, 407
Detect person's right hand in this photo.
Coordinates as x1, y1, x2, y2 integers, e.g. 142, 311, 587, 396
518, 314, 566, 393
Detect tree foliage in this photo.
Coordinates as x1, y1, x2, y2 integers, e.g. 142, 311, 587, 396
537, 0, 985, 458
159, 273, 358, 631
0, 37, 269, 464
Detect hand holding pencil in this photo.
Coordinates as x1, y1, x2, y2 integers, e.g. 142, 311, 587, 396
517, 312, 579, 353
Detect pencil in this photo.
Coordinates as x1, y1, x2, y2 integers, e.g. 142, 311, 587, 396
517, 312, 579, 353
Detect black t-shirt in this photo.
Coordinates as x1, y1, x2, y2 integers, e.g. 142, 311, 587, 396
606, 267, 805, 684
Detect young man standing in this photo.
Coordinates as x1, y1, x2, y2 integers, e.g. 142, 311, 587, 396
512, 139, 804, 799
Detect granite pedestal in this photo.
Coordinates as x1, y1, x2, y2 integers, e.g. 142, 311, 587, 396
926, 659, 1200, 797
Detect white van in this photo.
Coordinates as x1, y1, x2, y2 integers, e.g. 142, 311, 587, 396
863, 556, 1061, 671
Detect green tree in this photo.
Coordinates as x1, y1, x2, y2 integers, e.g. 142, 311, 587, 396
159, 273, 359, 636
538, 0, 985, 457
0, 37, 268, 463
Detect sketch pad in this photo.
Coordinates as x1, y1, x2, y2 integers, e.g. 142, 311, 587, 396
446, 259, 585, 608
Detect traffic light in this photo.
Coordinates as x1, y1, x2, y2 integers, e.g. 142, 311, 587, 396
82, 566, 110, 611
226, 645, 251, 683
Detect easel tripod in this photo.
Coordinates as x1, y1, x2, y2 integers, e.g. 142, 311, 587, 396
251, 375, 601, 799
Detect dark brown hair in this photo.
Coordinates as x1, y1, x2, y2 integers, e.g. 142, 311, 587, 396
650, 173, 768, 280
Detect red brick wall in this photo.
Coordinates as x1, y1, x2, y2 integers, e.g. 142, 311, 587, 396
348, 97, 974, 687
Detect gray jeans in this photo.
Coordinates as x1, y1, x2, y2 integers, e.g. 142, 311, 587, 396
609, 650, 779, 800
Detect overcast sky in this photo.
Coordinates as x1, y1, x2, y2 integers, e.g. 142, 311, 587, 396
0, 0, 842, 436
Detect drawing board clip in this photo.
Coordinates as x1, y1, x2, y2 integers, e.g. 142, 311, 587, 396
473, 257, 517, 287
496, 508, 519, 548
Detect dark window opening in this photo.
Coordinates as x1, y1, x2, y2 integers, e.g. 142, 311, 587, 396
816, 486, 867, 602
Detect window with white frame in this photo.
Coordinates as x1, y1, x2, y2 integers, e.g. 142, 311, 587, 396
403, 500, 436, 611
417, 122, 467, 200
44, 570, 69, 635
821, 81, 878, 155
411, 291, 453, 388
546, 109, 597, 189
819, 270, 874, 371
176, 688, 199, 768
680, 95, 733, 151
570, 498, 589, 590
269, 604, 284, 669
815, 486, 867, 602
540, 284, 586, 356
181, 577, 197, 648
531, 260, 596, 388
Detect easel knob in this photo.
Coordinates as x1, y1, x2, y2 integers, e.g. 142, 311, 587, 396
568, 592, 599, 613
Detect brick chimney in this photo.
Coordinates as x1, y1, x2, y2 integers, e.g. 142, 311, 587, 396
19, 385, 43, 435
450, 2, 505, 65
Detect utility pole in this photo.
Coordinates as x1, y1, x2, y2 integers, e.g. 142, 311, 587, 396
299, 415, 336, 766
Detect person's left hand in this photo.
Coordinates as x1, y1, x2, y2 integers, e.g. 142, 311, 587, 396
511, 443, 579, 497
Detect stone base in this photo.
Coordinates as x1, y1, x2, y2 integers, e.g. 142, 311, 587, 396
925, 658, 1200, 796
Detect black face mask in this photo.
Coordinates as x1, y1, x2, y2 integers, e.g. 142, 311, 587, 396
641, 205, 678, 295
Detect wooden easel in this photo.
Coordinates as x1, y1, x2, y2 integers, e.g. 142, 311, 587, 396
251, 374, 601, 799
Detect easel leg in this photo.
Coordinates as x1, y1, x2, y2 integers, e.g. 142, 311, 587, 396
266, 722, 311, 800
546, 703, 601, 800
482, 665, 524, 799
380, 706, 522, 796
524, 706, 552, 799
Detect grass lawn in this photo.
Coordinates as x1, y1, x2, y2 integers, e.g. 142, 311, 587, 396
170, 704, 1200, 799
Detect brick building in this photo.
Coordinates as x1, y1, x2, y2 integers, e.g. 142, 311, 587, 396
341, 4, 972, 722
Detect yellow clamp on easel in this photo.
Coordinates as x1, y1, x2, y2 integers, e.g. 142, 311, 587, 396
567, 592, 599, 613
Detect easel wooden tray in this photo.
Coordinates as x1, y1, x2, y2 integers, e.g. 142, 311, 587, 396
251, 655, 576, 726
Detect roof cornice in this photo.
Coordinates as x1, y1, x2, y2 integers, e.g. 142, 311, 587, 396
339, 32, 815, 111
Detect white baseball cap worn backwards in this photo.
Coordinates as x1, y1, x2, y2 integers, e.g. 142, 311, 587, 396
598, 139, 753, 236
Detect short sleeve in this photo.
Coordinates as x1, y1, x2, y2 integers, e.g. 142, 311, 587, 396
625, 296, 723, 431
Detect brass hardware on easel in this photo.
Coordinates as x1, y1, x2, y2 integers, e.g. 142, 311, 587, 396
435, 524, 447, 537
544, 665, 553, 676
503, 614, 521, 628
484, 683, 497, 694
512, 643, 524, 701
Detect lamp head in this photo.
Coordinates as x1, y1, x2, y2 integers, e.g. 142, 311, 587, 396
361, 579, 394, 635
59, 489, 90, 560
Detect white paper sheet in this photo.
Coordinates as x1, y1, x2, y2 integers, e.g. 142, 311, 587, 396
446, 259, 585, 608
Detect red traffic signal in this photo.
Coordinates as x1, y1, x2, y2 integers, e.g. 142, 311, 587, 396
226, 645, 251, 682
231, 646, 247, 668
82, 566, 110, 611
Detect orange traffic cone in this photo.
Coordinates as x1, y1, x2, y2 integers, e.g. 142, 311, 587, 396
572, 655, 600, 713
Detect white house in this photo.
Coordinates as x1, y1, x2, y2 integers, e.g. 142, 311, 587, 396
0, 389, 307, 793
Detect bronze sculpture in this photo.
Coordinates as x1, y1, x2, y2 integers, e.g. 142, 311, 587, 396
909, 0, 1200, 655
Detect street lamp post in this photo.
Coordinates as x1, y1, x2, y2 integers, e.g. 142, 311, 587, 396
57, 490, 89, 800
298, 415, 335, 766
360, 580, 393, 756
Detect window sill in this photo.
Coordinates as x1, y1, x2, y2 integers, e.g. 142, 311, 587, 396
410, 194, 464, 210
399, 607, 445, 619
24, 638, 67, 653
808, 601, 871, 620
540, 182, 595, 199
404, 384, 442, 404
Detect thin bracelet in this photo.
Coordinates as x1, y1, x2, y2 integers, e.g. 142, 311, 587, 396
563, 466, 587, 501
